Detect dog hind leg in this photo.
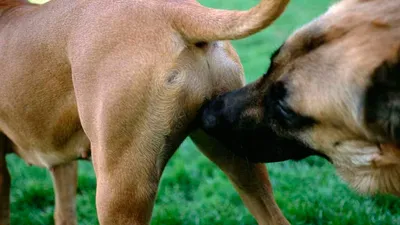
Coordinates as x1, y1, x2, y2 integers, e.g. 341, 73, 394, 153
190, 129, 290, 225
87, 116, 187, 225
0, 134, 10, 225
50, 161, 78, 225
92, 141, 171, 225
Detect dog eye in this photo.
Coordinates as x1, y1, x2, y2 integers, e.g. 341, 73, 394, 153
267, 81, 316, 129
277, 100, 296, 119
275, 99, 317, 130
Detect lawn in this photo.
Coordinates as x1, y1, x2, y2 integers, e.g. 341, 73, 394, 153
8, 0, 400, 224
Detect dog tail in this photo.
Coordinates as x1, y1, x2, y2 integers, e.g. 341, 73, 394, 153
0, 0, 30, 9
172, 0, 289, 43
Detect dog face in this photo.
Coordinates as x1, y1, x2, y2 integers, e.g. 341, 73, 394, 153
200, 0, 400, 195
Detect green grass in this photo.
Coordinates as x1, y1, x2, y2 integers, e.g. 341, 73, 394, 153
8, 0, 400, 224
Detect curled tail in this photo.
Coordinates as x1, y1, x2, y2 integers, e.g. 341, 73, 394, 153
172, 0, 290, 43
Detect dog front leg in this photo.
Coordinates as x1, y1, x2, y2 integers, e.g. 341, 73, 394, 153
50, 161, 78, 225
190, 129, 290, 225
0, 134, 10, 225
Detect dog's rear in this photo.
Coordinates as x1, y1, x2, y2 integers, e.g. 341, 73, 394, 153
1, 0, 292, 225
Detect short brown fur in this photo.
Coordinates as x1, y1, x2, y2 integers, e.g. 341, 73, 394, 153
0, 0, 291, 224
267, 0, 400, 195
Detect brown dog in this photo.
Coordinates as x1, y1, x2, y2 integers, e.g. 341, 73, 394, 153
200, 0, 400, 197
0, 0, 292, 224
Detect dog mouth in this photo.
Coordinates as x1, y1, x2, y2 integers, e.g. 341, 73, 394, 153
204, 126, 320, 163
197, 99, 326, 163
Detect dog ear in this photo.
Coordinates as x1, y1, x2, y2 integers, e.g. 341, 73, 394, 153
364, 53, 400, 144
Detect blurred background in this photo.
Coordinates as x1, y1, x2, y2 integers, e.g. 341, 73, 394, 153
8, 0, 400, 224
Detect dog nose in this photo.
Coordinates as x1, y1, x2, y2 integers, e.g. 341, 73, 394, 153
201, 97, 226, 130
202, 112, 217, 129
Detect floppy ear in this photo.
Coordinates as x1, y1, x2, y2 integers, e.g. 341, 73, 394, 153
364, 54, 400, 144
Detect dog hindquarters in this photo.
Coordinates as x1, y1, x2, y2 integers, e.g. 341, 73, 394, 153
0, 134, 10, 225
190, 129, 290, 225
50, 161, 78, 225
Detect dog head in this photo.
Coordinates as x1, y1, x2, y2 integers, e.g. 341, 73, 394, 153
200, 0, 400, 195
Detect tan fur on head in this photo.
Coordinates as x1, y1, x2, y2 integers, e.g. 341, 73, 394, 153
197, 0, 400, 196
197, 0, 400, 200
267, 0, 400, 196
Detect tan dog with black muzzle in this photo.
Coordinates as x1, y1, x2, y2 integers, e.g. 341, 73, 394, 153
0, 0, 293, 224
201, 0, 400, 198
